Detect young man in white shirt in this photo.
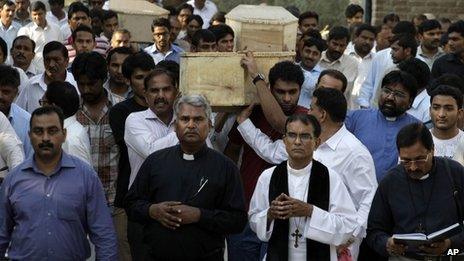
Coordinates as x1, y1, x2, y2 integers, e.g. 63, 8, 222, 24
46, 0, 67, 29
237, 88, 377, 260
187, 0, 217, 29
0, 0, 21, 51
429, 85, 464, 159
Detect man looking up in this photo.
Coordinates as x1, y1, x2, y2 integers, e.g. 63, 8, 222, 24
417, 19, 444, 69
145, 17, 183, 64
429, 85, 464, 159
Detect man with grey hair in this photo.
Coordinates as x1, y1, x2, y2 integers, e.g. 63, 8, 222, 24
125, 94, 247, 260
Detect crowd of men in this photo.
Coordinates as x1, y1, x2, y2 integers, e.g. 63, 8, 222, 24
0, 0, 464, 260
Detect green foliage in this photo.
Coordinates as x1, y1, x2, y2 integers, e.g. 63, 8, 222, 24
212, 0, 349, 27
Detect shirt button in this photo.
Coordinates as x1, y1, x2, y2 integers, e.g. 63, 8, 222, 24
48, 232, 51, 235
47, 212, 51, 216
46, 194, 51, 198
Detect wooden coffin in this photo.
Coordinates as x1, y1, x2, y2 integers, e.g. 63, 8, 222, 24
180, 52, 295, 110
225, 5, 298, 52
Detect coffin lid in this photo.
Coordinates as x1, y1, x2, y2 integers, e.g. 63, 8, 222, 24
109, 0, 169, 15
225, 5, 298, 25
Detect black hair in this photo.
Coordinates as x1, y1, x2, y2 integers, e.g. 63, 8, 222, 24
156, 60, 179, 84
328, 26, 350, 42
383, 13, 400, 25
412, 14, 427, 24
392, 21, 417, 36
312, 87, 347, 122
121, 51, 155, 79
396, 123, 434, 151
89, 8, 104, 20
355, 23, 377, 37
345, 4, 364, 18
71, 52, 107, 82
143, 67, 178, 90
284, 114, 321, 138
12, 35, 36, 51
285, 5, 300, 18
300, 29, 322, 40
0, 0, 15, 7
176, 3, 193, 14
151, 17, 171, 32
72, 24, 95, 42
418, 19, 441, 34
209, 24, 234, 41
381, 70, 418, 100
48, 0, 64, 5
163, 5, 177, 16
30, 105, 65, 129
397, 58, 430, 88
192, 29, 216, 47
106, 46, 133, 64
429, 74, 464, 95
430, 85, 463, 109
390, 33, 418, 57
0, 37, 6, 61
0, 65, 20, 88
102, 10, 117, 22
440, 18, 451, 24
43, 41, 68, 59
268, 61, 304, 89
302, 37, 326, 53
31, 1, 46, 12
448, 20, 464, 37
187, 14, 204, 27
210, 11, 226, 25
45, 81, 80, 118
317, 69, 348, 93
68, 1, 89, 20
298, 11, 319, 24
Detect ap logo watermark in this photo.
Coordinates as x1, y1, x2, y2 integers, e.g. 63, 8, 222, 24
447, 248, 460, 255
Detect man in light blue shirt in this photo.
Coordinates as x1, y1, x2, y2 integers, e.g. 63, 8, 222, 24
0, 106, 118, 260
0, 64, 32, 158
144, 17, 183, 65
297, 37, 324, 108
357, 21, 417, 108
346, 70, 420, 181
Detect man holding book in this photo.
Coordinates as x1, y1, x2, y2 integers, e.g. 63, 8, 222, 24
366, 122, 464, 260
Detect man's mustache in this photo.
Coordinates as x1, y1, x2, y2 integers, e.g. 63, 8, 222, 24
39, 142, 53, 149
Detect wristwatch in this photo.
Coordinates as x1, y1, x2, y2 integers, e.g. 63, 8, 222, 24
252, 73, 265, 85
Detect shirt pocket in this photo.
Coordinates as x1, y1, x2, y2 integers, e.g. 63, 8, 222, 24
56, 194, 82, 222
102, 126, 117, 152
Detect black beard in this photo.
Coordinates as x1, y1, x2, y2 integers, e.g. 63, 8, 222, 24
379, 103, 405, 117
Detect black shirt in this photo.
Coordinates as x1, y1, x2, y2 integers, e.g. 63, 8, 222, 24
108, 97, 147, 207
431, 53, 464, 79
124, 145, 247, 260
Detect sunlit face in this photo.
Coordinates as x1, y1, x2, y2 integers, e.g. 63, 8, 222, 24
144, 73, 178, 117
271, 79, 300, 115
31, 9, 46, 27
0, 3, 16, 24
175, 103, 211, 146
152, 26, 170, 49
111, 32, 131, 48
283, 120, 319, 162
347, 12, 363, 26
420, 28, 442, 50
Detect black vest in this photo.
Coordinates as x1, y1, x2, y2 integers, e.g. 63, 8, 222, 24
266, 160, 331, 261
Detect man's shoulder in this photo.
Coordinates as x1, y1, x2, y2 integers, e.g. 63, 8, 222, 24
206, 147, 239, 170
126, 109, 150, 123
11, 103, 31, 120
23, 74, 42, 88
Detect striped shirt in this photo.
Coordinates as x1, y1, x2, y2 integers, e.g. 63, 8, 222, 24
65, 35, 110, 64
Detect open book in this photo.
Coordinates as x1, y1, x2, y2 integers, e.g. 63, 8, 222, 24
393, 223, 462, 246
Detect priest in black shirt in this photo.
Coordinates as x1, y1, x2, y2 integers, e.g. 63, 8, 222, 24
125, 94, 247, 260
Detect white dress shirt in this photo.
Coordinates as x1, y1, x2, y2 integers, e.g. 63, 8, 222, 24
346, 48, 375, 109
17, 21, 63, 54
298, 64, 322, 109
0, 112, 24, 177
187, 0, 218, 28
238, 120, 378, 259
249, 161, 357, 261
15, 72, 77, 113
406, 89, 430, 123
416, 45, 445, 70
432, 130, 464, 159
46, 11, 68, 29
0, 21, 21, 51
63, 115, 92, 164
318, 52, 359, 105
124, 108, 178, 187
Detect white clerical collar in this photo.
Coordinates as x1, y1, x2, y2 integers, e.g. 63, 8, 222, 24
183, 153, 195, 161
385, 116, 397, 121
287, 161, 312, 177
420, 174, 430, 180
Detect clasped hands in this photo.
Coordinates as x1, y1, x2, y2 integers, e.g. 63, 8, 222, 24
149, 202, 201, 230
267, 193, 313, 221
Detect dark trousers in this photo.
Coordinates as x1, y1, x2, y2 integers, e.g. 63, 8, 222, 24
127, 220, 150, 261
227, 223, 267, 261
358, 239, 388, 261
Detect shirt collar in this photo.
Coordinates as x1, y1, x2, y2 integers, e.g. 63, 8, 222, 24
64, 115, 77, 128
299, 63, 322, 73
417, 46, 444, 58
287, 161, 313, 177
21, 152, 76, 174
321, 51, 343, 64
323, 125, 348, 151
145, 108, 176, 126
147, 43, 182, 55
411, 89, 429, 109
177, 143, 209, 161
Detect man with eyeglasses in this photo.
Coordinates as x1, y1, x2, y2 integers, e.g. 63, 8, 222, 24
346, 70, 420, 182
144, 18, 183, 64
248, 113, 357, 261
366, 122, 464, 260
